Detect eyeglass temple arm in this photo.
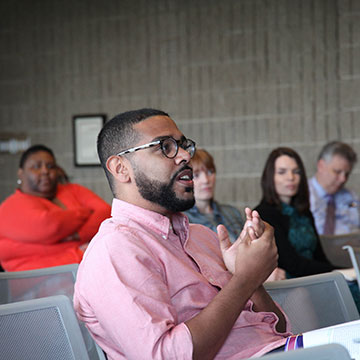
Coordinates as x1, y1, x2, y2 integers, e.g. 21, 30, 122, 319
117, 141, 161, 156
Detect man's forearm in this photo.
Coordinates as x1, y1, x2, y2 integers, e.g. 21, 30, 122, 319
185, 274, 257, 360
250, 285, 287, 333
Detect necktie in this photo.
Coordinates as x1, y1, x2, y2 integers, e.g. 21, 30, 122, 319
323, 195, 335, 235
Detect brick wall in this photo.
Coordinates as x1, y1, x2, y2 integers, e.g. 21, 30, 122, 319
0, 0, 359, 211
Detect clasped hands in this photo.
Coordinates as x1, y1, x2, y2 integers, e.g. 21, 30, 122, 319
217, 208, 279, 286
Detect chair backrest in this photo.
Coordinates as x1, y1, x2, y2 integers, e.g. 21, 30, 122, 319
0, 263, 78, 304
319, 232, 360, 267
0, 264, 105, 360
343, 245, 360, 289
264, 272, 359, 334
251, 343, 352, 360
0, 295, 90, 360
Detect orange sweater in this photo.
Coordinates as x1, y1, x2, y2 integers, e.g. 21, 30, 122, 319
0, 183, 111, 271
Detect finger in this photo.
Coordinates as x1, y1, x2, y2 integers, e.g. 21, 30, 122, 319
239, 221, 254, 242
245, 214, 262, 238
245, 207, 254, 221
240, 227, 253, 244
217, 224, 232, 253
252, 218, 262, 238
252, 210, 260, 219
236, 221, 251, 242
252, 214, 259, 226
247, 226, 257, 241
252, 211, 265, 231
252, 211, 263, 226
244, 220, 254, 229
239, 226, 247, 240
251, 216, 259, 230
252, 213, 263, 229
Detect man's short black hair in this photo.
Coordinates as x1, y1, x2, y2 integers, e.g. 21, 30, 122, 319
97, 108, 169, 193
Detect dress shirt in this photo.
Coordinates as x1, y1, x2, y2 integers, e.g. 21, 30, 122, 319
184, 201, 244, 243
74, 199, 291, 360
308, 177, 360, 235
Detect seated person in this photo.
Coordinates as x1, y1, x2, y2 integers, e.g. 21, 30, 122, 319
308, 141, 359, 235
185, 148, 285, 282
74, 109, 293, 360
0, 144, 111, 271
183, 148, 244, 243
255, 147, 336, 278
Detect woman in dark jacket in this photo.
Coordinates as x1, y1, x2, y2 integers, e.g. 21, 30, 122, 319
255, 147, 335, 278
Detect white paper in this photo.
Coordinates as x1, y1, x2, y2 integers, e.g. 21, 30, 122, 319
303, 319, 360, 359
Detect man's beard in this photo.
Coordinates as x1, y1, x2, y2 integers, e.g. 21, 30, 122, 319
134, 166, 195, 213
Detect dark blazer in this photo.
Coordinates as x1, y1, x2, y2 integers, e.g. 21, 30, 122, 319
254, 200, 335, 277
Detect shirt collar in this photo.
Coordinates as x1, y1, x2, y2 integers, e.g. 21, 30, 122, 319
211, 200, 220, 214
111, 198, 189, 243
311, 176, 329, 199
186, 204, 201, 215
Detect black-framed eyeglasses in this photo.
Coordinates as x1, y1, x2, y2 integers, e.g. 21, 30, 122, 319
117, 137, 196, 159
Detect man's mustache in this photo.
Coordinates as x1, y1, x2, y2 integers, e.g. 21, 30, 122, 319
170, 165, 193, 184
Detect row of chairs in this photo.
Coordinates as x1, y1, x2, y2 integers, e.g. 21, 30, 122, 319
0, 297, 353, 360
0, 264, 105, 360
0, 264, 357, 359
0, 295, 91, 360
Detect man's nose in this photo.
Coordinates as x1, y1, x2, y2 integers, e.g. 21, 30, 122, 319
175, 147, 191, 165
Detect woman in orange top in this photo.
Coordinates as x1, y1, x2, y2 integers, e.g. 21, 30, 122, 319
0, 144, 111, 271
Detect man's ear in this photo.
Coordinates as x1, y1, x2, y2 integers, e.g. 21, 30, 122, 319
317, 159, 325, 172
106, 156, 131, 183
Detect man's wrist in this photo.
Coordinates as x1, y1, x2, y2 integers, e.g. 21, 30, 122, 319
231, 272, 262, 296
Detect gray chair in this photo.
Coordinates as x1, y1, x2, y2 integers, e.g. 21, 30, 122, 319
343, 244, 360, 288
0, 263, 78, 304
0, 295, 90, 360
319, 231, 360, 267
264, 272, 359, 334
249, 343, 352, 360
0, 264, 105, 360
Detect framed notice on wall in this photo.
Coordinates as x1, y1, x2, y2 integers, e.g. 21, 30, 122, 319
73, 114, 106, 166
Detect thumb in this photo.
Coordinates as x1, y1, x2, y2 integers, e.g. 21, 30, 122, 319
217, 224, 232, 254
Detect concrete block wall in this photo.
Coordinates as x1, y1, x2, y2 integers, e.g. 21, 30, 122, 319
0, 0, 359, 212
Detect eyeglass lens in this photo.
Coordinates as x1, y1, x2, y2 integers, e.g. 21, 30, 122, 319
161, 138, 177, 158
181, 139, 195, 156
161, 138, 195, 159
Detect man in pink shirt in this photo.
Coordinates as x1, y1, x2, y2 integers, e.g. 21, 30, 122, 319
74, 109, 292, 359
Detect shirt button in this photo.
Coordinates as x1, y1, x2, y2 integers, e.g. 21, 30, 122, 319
162, 235, 166, 239
209, 277, 214, 283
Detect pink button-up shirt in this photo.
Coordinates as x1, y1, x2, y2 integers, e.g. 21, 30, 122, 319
74, 199, 291, 360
